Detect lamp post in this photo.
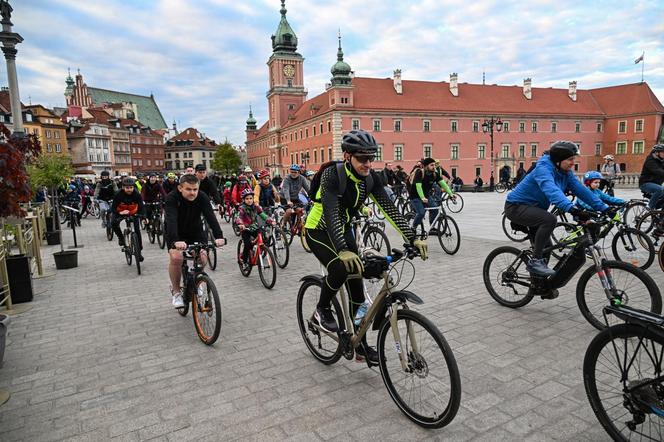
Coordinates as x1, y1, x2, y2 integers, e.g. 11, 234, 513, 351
481, 117, 503, 182
0, 0, 24, 137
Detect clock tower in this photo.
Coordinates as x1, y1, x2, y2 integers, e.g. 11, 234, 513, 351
267, 0, 306, 131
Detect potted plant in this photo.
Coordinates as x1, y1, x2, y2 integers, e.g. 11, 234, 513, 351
28, 154, 78, 269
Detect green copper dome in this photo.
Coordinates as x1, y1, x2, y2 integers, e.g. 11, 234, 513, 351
246, 106, 257, 130
271, 0, 298, 53
64, 68, 75, 96
330, 32, 352, 86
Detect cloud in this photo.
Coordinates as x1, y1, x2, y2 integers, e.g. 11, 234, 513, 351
3, 0, 662, 146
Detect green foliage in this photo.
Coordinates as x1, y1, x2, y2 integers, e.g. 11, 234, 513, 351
211, 141, 242, 173
29, 154, 74, 190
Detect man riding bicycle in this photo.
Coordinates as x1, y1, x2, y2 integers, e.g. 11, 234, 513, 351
282, 164, 310, 230
163, 172, 178, 194
639, 143, 664, 236
141, 172, 167, 223
305, 129, 427, 364
504, 141, 609, 278
111, 177, 145, 261
164, 174, 225, 308
409, 157, 455, 234
194, 164, 222, 211
94, 170, 117, 227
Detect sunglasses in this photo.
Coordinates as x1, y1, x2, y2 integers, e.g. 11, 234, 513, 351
353, 154, 376, 164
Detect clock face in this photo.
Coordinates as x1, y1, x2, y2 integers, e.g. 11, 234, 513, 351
283, 64, 295, 78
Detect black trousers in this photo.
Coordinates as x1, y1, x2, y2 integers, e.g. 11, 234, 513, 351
112, 214, 143, 250
504, 202, 555, 259
306, 228, 364, 317
240, 229, 258, 262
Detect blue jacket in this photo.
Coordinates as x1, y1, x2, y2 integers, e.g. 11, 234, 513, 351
506, 154, 608, 212
576, 189, 624, 210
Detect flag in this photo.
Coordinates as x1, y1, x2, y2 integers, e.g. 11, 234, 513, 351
635, 53, 644, 64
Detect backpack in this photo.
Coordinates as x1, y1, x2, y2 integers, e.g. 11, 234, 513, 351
309, 161, 374, 202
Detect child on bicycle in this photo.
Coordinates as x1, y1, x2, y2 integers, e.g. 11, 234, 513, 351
575, 171, 625, 211
236, 188, 274, 269
222, 181, 233, 209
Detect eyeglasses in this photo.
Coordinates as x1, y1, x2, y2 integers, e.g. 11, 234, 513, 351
353, 154, 376, 164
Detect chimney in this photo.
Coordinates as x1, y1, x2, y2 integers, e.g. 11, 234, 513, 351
449, 73, 458, 97
568, 81, 577, 102
523, 78, 532, 100
393, 69, 402, 94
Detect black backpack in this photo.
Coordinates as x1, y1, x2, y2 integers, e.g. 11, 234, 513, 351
309, 161, 374, 202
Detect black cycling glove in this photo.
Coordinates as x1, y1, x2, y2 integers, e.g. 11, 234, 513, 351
569, 206, 592, 221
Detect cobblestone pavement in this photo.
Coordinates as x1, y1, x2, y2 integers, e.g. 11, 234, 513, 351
1, 190, 661, 441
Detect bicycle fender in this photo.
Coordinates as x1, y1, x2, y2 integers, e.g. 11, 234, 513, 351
300, 274, 324, 285
390, 290, 424, 305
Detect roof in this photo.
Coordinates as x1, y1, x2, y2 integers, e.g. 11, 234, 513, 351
589, 82, 664, 117
0, 89, 26, 114
87, 87, 167, 129
166, 127, 216, 148
282, 92, 331, 130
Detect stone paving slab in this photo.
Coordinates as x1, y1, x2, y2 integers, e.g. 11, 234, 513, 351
0, 190, 660, 441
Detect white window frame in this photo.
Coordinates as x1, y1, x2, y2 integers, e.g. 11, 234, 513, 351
393, 119, 402, 132
518, 144, 526, 158
530, 143, 538, 157
451, 144, 459, 160
635, 119, 644, 133
351, 119, 360, 130
519, 121, 526, 133
472, 121, 479, 132
501, 144, 510, 158
616, 141, 627, 155
423, 144, 432, 158
551, 122, 557, 133
373, 119, 381, 132
502, 121, 510, 133
575, 121, 581, 133
450, 120, 458, 133
618, 120, 627, 134
531, 121, 538, 133
477, 144, 486, 159
376, 144, 383, 161
595, 143, 602, 156
394, 144, 403, 161
423, 119, 431, 132
632, 140, 645, 154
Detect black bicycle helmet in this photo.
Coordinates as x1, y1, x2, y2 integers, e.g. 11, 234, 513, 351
122, 177, 135, 187
652, 143, 664, 153
549, 141, 580, 164
100, 170, 110, 177
341, 129, 378, 154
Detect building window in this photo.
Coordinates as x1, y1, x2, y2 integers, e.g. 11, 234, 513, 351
320, 148, 324, 163
201, 151, 206, 158
394, 119, 401, 132
597, 122, 603, 133
518, 144, 526, 158
376, 144, 382, 161
312, 125, 316, 137
595, 143, 602, 156
472, 121, 479, 132
575, 121, 581, 133
54, 131, 60, 139
530, 143, 538, 157
635, 119, 644, 132
45, 129, 52, 138
175, 153, 179, 158
531, 121, 538, 133
423, 120, 430, 132
551, 122, 557, 133
450, 120, 458, 133
147, 159, 152, 166
328, 147, 333, 161
394, 144, 403, 161
327, 121, 331, 132
341, 97, 349, 104
501, 144, 510, 158
352, 119, 360, 130
618, 121, 627, 133
423, 144, 432, 158
477, 144, 486, 159
519, 121, 525, 133
46, 143, 52, 152
451, 167, 457, 178
373, 119, 381, 132
55, 143, 61, 153
616, 141, 627, 154
502, 121, 510, 132
475, 167, 481, 178
633, 141, 644, 154
320, 122, 323, 134
305, 128, 308, 138
313, 149, 317, 164
300, 129, 303, 139
451, 144, 459, 160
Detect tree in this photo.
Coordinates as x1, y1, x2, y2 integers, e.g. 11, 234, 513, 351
0, 124, 41, 218
211, 141, 242, 173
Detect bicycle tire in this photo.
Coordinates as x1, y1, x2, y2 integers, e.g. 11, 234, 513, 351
237, 240, 252, 277
272, 226, 290, 269
576, 260, 662, 330
377, 309, 461, 429
132, 232, 141, 275
623, 201, 649, 227
659, 242, 664, 272
296, 278, 344, 365
611, 227, 655, 270
148, 221, 156, 244
207, 230, 217, 271
222, 207, 231, 223
257, 247, 277, 289
495, 183, 506, 193
373, 201, 386, 220
363, 226, 391, 255
437, 215, 460, 255
106, 222, 114, 241
300, 228, 312, 253
155, 218, 165, 249
550, 222, 577, 260
584, 323, 664, 441
445, 194, 464, 213
124, 231, 132, 265
483, 246, 534, 308
501, 214, 529, 242
192, 274, 222, 345
232, 213, 241, 237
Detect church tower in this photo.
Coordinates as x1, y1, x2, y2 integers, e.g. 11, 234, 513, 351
327, 31, 354, 108
266, 0, 306, 130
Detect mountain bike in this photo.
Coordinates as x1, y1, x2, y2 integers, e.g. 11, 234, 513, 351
502, 203, 573, 243
175, 242, 224, 345
405, 203, 460, 255
200, 213, 218, 271
120, 216, 143, 275
584, 304, 664, 440
494, 179, 517, 193
263, 207, 289, 269
236, 227, 277, 289
623, 195, 652, 228
635, 208, 664, 249
296, 246, 461, 428
350, 214, 391, 255
483, 214, 662, 330
145, 202, 165, 249
441, 192, 464, 213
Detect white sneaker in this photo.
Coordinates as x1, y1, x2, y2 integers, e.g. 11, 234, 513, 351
172, 292, 184, 308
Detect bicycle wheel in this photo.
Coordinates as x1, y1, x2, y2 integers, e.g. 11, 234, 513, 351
659, 242, 664, 272
257, 247, 277, 289
148, 221, 156, 244
501, 214, 529, 242
124, 232, 132, 265
106, 221, 114, 241
132, 232, 141, 275
623, 201, 649, 227
207, 230, 217, 271
584, 323, 664, 441
222, 206, 231, 223
272, 226, 290, 269
636, 210, 664, 238
295, 278, 344, 365
192, 274, 221, 345
363, 226, 391, 255
550, 222, 577, 260
437, 215, 460, 255
445, 194, 464, 213
611, 227, 655, 270
236, 240, 252, 277
155, 218, 165, 249
495, 182, 506, 193
483, 246, 534, 308
232, 213, 241, 237
377, 309, 461, 429
576, 260, 662, 330
373, 201, 386, 220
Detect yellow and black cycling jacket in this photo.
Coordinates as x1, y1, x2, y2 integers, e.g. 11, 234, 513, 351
305, 162, 415, 252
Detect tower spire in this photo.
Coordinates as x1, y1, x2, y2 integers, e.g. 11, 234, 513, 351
271, 0, 298, 53
330, 30, 352, 86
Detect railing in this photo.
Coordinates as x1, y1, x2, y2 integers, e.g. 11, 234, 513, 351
0, 225, 12, 311
573, 172, 641, 188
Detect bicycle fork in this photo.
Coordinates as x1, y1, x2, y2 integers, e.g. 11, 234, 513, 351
388, 304, 419, 372
589, 246, 622, 305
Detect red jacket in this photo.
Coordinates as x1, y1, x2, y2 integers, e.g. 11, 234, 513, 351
231, 182, 252, 204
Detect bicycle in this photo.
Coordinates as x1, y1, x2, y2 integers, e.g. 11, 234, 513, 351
494, 179, 517, 194
145, 202, 165, 249
623, 194, 652, 228
484, 214, 662, 330
221, 201, 234, 224
583, 304, 664, 440
263, 206, 290, 269
635, 206, 664, 249
405, 202, 460, 255
120, 216, 143, 275
350, 214, 392, 255
502, 203, 574, 243
296, 246, 461, 428
175, 242, 224, 345
200, 210, 219, 271
441, 192, 464, 213
236, 226, 277, 289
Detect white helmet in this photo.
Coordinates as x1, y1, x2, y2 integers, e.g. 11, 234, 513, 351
244, 166, 252, 173
604, 155, 614, 161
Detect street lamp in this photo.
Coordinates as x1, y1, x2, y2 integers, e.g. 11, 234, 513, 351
482, 117, 502, 180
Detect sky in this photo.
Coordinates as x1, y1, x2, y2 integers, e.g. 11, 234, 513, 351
5, 0, 664, 146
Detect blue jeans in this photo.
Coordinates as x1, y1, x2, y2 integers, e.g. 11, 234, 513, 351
410, 198, 438, 231
640, 182, 664, 209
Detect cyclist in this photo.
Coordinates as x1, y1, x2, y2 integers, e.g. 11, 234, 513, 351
194, 164, 222, 211
141, 172, 166, 224
305, 129, 427, 364
504, 141, 609, 278
110, 177, 145, 260
282, 164, 310, 230
235, 188, 275, 269
600, 155, 621, 194
222, 181, 233, 209
62, 184, 82, 225
639, 144, 664, 210
576, 171, 625, 210
164, 174, 225, 308
163, 172, 178, 194
243, 166, 258, 188
94, 170, 117, 227
409, 157, 455, 234
231, 175, 252, 205
254, 169, 280, 210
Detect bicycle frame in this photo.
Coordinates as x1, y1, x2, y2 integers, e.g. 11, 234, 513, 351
247, 230, 267, 266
